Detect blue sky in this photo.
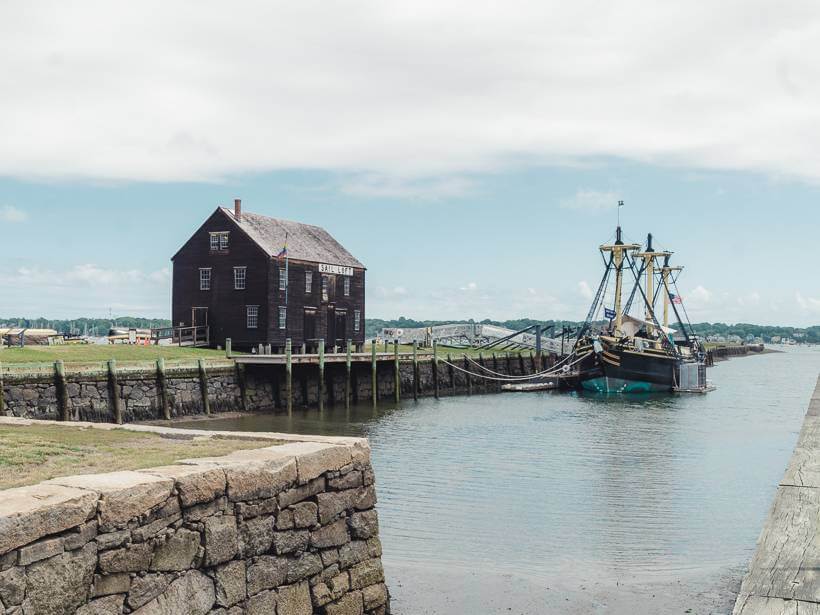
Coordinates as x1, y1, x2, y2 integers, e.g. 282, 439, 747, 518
2, 1, 820, 326
3, 161, 819, 325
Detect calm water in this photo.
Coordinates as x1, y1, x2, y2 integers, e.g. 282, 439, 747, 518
178, 346, 820, 612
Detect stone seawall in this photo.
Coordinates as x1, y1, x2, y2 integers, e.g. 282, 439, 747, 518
0, 418, 388, 615
1, 353, 543, 421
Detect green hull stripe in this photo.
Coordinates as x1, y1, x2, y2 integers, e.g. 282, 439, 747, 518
580, 376, 669, 394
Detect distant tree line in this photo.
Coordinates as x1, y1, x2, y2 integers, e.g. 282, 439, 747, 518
365, 316, 820, 343
0, 316, 172, 336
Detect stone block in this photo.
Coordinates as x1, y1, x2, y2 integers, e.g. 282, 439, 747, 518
0, 484, 98, 555
338, 541, 369, 570
184, 496, 227, 522
247, 555, 288, 596
18, 535, 64, 565
131, 570, 215, 615
276, 581, 311, 615
311, 571, 350, 606
328, 471, 362, 491
349, 510, 379, 540
245, 589, 277, 615
214, 560, 246, 607
64, 521, 98, 550
76, 594, 125, 615
286, 552, 322, 583
291, 502, 318, 529
366, 537, 382, 558
203, 515, 238, 566
99, 542, 152, 573
92, 572, 131, 597
127, 573, 171, 610
48, 471, 174, 527
236, 497, 277, 520
325, 590, 364, 615
150, 528, 200, 571
278, 476, 326, 508
310, 519, 349, 549
222, 459, 296, 502
362, 583, 389, 610
24, 542, 97, 615
275, 508, 295, 530
239, 515, 273, 557
95, 529, 130, 551
321, 548, 340, 567
287, 442, 353, 484
0, 566, 25, 606
349, 559, 384, 590
272, 530, 309, 555
140, 465, 226, 508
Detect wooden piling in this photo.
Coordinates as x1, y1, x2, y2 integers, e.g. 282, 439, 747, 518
226, 338, 232, 358
447, 353, 455, 395
371, 341, 378, 408
0, 362, 5, 416
478, 353, 485, 393
286, 338, 293, 414
198, 358, 210, 416
108, 359, 122, 425
157, 358, 171, 420
318, 339, 325, 412
55, 360, 68, 421
530, 351, 536, 373
464, 355, 472, 395
518, 353, 525, 375
345, 339, 352, 409
433, 341, 439, 399
394, 340, 400, 403
412, 341, 419, 401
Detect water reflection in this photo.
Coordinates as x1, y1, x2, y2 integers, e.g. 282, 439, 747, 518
177, 347, 820, 587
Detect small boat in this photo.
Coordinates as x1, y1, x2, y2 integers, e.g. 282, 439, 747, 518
573, 226, 710, 393
502, 380, 558, 392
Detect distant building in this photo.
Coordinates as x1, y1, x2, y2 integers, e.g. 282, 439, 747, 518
172, 200, 366, 351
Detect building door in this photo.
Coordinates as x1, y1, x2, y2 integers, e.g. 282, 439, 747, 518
303, 308, 317, 343
191, 307, 208, 328
335, 311, 347, 346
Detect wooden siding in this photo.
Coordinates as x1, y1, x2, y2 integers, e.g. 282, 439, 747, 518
173, 208, 365, 349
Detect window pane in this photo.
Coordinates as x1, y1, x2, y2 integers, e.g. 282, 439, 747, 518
247, 305, 258, 328
220, 233, 229, 250
305, 271, 312, 293
234, 267, 246, 290
199, 268, 211, 291
210, 235, 219, 251
354, 309, 360, 332
279, 306, 287, 329
322, 276, 329, 302
280, 268, 287, 291
344, 277, 350, 296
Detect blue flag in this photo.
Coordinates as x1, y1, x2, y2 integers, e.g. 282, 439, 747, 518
604, 307, 616, 320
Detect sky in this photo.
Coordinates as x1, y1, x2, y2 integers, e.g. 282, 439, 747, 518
1, 1, 820, 326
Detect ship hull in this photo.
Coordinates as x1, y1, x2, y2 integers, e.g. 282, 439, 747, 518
577, 345, 679, 393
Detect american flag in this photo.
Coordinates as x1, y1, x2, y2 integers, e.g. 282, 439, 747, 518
670, 293, 682, 304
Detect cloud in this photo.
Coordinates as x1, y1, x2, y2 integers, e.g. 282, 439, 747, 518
561, 190, 619, 212
3, 2, 820, 184
796, 291, 820, 313
577, 280, 593, 300
339, 174, 474, 199
0, 205, 26, 222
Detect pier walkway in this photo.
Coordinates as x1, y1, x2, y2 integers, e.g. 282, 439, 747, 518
734, 375, 820, 614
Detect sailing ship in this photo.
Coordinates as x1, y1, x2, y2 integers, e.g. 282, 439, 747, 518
573, 226, 710, 393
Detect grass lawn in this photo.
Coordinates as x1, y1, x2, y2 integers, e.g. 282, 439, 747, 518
0, 344, 230, 366
0, 423, 279, 490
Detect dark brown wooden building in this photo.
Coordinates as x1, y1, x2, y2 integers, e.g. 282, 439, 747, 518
172, 200, 365, 351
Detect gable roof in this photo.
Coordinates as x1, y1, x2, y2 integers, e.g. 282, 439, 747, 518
220, 208, 365, 269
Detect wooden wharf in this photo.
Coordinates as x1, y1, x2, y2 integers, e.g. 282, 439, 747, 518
733, 375, 820, 614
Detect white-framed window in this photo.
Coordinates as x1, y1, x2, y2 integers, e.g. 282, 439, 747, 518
199, 268, 211, 291
278, 306, 287, 330
354, 309, 361, 332
321, 275, 329, 302
343, 276, 351, 297
246, 305, 259, 329
234, 266, 246, 290
209, 231, 229, 251
279, 268, 287, 291
305, 270, 312, 293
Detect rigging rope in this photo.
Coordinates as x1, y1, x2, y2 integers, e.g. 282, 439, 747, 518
438, 351, 592, 383
462, 350, 578, 380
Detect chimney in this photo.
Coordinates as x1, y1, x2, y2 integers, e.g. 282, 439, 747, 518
234, 198, 241, 221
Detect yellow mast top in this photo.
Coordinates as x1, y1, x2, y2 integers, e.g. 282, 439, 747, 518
633, 233, 671, 336
600, 226, 640, 337
659, 255, 683, 329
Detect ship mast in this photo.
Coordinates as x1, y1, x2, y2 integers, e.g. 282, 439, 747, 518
600, 226, 640, 337
660, 255, 683, 329
633, 233, 671, 336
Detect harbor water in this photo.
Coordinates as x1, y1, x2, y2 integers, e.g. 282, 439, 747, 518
177, 346, 820, 614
